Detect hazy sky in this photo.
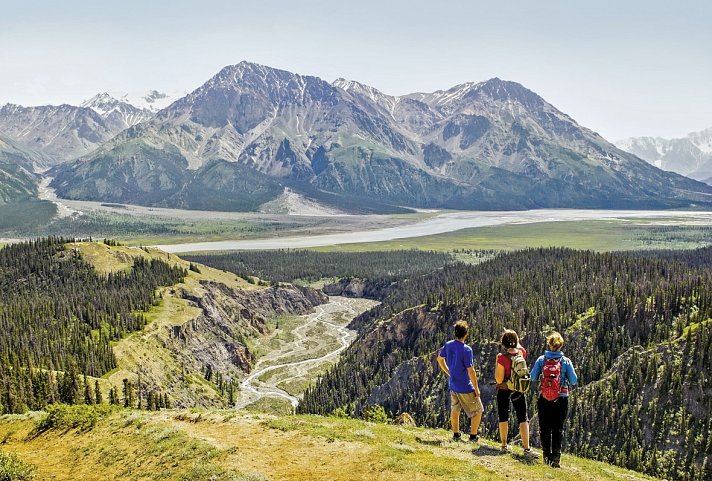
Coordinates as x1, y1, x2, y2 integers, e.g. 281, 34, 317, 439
1, 0, 710, 140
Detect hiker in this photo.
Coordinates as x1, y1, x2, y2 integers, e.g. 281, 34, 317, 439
494, 329, 537, 457
437, 320, 483, 442
530, 332, 578, 468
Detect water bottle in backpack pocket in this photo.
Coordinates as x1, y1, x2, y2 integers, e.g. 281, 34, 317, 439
540, 358, 562, 400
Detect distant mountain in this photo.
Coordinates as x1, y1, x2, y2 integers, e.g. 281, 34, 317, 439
45, 62, 712, 211
0, 103, 120, 165
0, 134, 43, 204
0, 93, 155, 166
616, 127, 712, 182
116, 89, 180, 112
81, 93, 154, 132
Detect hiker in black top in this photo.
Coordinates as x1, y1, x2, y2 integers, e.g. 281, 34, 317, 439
530, 332, 578, 468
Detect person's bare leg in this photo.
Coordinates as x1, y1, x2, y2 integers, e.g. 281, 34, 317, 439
520, 421, 530, 449
470, 412, 482, 436
499, 421, 509, 447
451, 409, 461, 435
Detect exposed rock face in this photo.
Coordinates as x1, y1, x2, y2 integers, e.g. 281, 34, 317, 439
616, 127, 712, 181
0, 103, 118, 164
49, 62, 712, 212
142, 279, 326, 408
0, 134, 43, 203
323, 278, 396, 301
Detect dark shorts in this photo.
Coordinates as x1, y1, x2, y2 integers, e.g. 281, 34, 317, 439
497, 388, 528, 424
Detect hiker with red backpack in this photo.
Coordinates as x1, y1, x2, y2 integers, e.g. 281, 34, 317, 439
530, 332, 578, 468
494, 329, 538, 457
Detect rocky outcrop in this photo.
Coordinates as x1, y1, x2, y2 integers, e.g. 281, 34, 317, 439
322, 277, 396, 301
141, 279, 326, 408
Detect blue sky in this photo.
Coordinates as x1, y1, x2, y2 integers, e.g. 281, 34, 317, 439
1, 0, 710, 140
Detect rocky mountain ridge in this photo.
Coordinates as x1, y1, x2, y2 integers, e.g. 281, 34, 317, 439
50, 62, 712, 211
616, 126, 712, 183
2, 61, 711, 212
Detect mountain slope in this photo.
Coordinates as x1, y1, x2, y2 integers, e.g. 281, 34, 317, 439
0, 134, 43, 203
0, 239, 328, 410
0, 103, 121, 164
0, 408, 657, 481
0, 94, 154, 165
81, 92, 154, 132
299, 247, 712, 481
616, 127, 712, 181
48, 62, 712, 211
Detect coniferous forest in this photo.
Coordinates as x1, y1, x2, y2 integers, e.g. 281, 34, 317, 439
3, 240, 712, 479
0, 237, 185, 413
286, 247, 712, 481
183, 249, 457, 283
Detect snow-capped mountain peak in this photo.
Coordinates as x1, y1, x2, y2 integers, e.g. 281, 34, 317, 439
80, 92, 154, 129
80, 92, 126, 116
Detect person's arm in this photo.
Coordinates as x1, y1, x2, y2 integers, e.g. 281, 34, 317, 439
566, 359, 578, 387
494, 360, 505, 385
529, 357, 542, 393
530, 356, 543, 382
467, 367, 480, 397
437, 353, 450, 377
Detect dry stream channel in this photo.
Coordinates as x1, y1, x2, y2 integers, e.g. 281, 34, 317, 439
236, 296, 378, 411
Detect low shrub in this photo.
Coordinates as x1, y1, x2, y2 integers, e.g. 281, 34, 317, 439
0, 450, 36, 481
32, 404, 117, 435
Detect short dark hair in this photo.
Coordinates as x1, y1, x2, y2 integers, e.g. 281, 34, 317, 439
454, 320, 469, 339
501, 329, 519, 349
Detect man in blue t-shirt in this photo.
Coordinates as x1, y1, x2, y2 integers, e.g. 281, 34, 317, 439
437, 320, 483, 442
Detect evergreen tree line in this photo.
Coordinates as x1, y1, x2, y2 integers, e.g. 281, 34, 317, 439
299, 247, 712, 481
0, 359, 172, 413
0, 237, 185, 412
183, 249, 456, 284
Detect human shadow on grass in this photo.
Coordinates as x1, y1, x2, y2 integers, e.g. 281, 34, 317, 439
510, 452, 538, 465
470, 445, 505, 456
415, 437, 444, 447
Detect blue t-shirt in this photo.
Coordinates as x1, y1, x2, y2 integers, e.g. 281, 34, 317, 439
439, 340, 474, 394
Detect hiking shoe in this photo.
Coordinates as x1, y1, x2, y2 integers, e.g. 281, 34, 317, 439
523, 448, 540, 459
452, 432, 462, 442
468, 434, 479, 443
500, 445, 511, 453
550, 460, 561, 468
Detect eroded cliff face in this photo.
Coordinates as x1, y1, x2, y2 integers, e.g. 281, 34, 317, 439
173, 280, 327, 374
322, 277, 396, 301
125, 279, 327, 408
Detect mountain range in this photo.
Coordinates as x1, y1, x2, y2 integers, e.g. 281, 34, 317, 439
616, 127, 712, 185
2, 62, 711, 212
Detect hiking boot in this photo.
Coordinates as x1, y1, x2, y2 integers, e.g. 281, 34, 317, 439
550, 460, 561, 468
468, 434, 479, 443
523, 448, 540, 459
452, 432, 462, 442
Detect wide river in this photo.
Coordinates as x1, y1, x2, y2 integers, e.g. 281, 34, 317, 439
154, 209, 712, 252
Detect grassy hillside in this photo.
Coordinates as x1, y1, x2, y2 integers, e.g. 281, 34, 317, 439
0, 407, 656, 481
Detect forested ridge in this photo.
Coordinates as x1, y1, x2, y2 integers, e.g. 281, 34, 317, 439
297, 247, 712, 481
183, 249, 456, 284
0, 237, 186, 413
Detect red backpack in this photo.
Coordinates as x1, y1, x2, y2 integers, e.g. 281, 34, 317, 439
540, 358, 562, 401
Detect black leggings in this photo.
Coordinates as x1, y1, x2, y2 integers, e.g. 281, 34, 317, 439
537, 395, 569, 461
496, 389, 528, 424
